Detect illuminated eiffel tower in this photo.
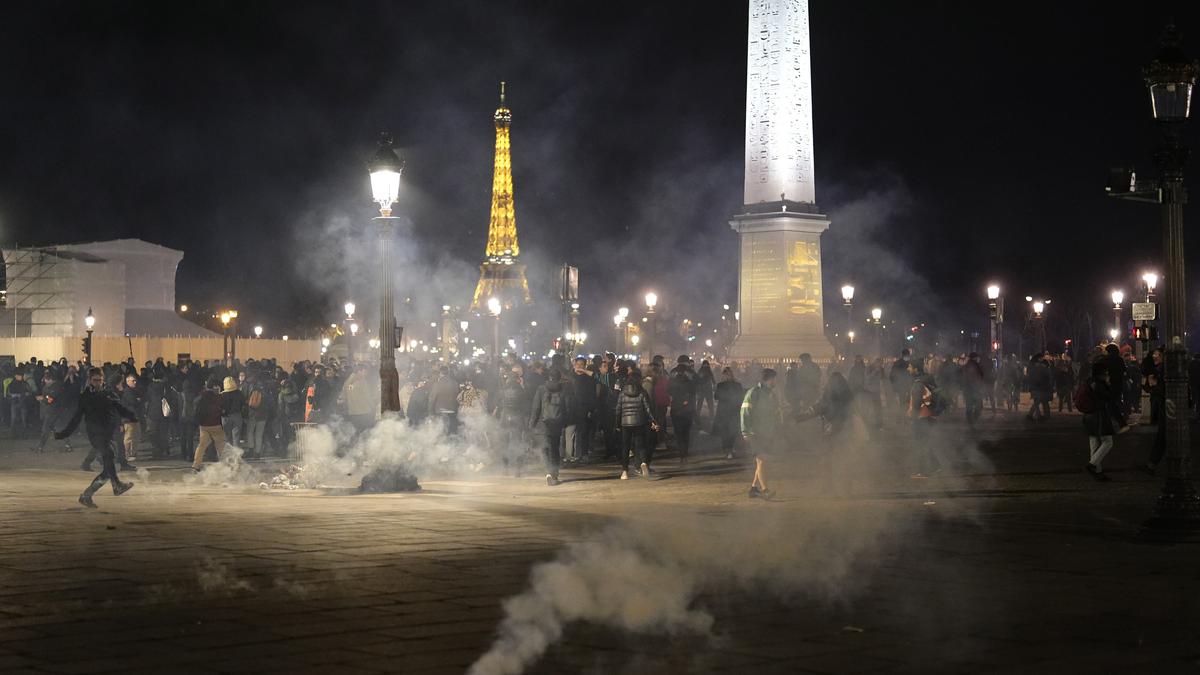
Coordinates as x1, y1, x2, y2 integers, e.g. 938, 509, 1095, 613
470, 82, 531, 311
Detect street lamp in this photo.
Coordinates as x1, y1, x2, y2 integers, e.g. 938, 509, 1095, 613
488, 297, 503, 381
840, 284, 855, 356
644, 292, 657, 358
344, 302, 356, 319
1143, 271, 1159, 300
254, 325, 263, 338
1112, 289, 1125, 340
1143, 27, 1198, 536
1030, 299, 1046, 354
219, 309, 238, 367
1110, 328, 1120, 342
83, 308, 95, 364
871, 307, 883, 358
369, 132, 404, 414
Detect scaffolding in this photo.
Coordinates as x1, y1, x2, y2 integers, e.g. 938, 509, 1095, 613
2, 246, 101, 335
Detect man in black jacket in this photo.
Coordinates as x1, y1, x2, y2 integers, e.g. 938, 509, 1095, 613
58, 368, 137, 508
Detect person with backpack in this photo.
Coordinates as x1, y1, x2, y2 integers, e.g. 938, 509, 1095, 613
907, 360, 941, 477
1082, 362, 1129, 481
529, 369, 575, 486
244, 371, 271, 458
614, 369, 659, 480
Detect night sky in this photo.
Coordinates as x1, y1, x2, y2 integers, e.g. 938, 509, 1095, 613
2, 1, 1198, 350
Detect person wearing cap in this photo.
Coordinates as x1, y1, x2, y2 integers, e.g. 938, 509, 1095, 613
741, 368, 782, 499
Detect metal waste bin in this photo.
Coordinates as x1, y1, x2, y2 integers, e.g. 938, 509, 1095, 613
289, 422, 318, 463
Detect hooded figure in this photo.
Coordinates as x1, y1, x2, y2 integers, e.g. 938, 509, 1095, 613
529, 369, 575, 486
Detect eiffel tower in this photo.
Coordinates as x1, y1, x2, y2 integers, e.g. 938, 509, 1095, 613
470, 82, 531, 311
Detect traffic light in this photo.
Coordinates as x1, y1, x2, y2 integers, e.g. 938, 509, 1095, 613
1134, 325, 1158, 342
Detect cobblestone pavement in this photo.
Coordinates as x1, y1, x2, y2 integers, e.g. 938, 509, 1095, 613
0, 405, 1197, 674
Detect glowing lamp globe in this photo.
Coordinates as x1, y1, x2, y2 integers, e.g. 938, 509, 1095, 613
645, 292, 657, 309
1112, 290, 1124, 307
871, 307, 883, 321
344, 302, 356, 318
1143, 272, 1159, 291
841, 285, 855, 303
1033, 301, 1045, 315
350, 323, 359, 336
487, 297, 502, 316
368, 133, 403, 214
84, 309, 95, 330
631, 334, 640, 346
253, 325, 263, 338
987, 285, 1001, 300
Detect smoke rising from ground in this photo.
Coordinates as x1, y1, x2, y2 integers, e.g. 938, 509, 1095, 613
470, 413, 995, 674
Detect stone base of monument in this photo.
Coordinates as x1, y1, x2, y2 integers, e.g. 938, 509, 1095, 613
728, 334, 835, 365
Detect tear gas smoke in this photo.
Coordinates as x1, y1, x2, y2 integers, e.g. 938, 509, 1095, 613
470, 415, 995, 674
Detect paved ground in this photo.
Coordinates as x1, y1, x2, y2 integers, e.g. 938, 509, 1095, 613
0, 402, 1198, 674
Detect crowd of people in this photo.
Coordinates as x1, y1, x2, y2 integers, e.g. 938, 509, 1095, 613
3, 336, 1183, 507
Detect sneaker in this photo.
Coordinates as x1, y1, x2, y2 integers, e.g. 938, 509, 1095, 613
1085, 463, 1098, 475
190, 466, 202, 474
620, 470, 628, 480
113, 481, 134, 496
640, 462, 650, 480
1093, 471, 1112, 482
80, 463, 93, 472
748, 486, 761, 499
119, 463, 137, 471
760, 489, 775, 500
546, 474, 560, 486
78, 493, 97, 509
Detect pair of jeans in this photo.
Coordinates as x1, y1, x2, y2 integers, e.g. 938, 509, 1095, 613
619, 425, 648, 471
1088, 435, 1114, 471
245, 418, 267, 455
10, 397, 29, 435
83, 432, 122, 498
193, 424, 226, 470
672, 414, 693, 458
222, 413, 243, 449
36, 408, 67, 451
542, 423, 564, 478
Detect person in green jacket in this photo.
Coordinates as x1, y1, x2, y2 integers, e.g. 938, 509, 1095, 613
741, 368, 782, 499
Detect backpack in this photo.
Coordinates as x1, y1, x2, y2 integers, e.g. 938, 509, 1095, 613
1073, 380, 1096, 414
248, 387, 263, 409
924, 384, 949, 416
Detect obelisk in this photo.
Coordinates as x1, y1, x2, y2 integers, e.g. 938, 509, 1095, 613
729, 0, 834, 362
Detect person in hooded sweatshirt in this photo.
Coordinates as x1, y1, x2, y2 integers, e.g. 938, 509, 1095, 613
528, 369, 574, 486
614, 369, 660, 480
57, 367, 137, 508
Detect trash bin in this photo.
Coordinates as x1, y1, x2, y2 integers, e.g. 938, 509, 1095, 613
289, 422, 318, 463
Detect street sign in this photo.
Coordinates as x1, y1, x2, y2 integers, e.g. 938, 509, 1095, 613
1132, 302, 1157, 321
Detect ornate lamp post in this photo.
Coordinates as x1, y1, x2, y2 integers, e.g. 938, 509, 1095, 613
1111, 289, 1125, 340
644, 292, 658, 359
1030, 299, 1047, 354
369, 133, 403, 414
871, 307, 883, 358
219, 310, 238, 367
1144, 28, 1199, 536
841, 284, 855, 356
488, 297, 503, 383
987, 284, 1004, 361
253, 325, 263, 339
83, 308, 95, 364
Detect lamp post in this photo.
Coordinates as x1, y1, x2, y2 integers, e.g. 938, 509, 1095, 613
254, 325, 263, 339
1031, 299, 1047, 354
987, 284, 1004, 362
488, 297, 502, 383
841, 284, 855, 356
644, 292, 657, 359
83, 308, 95, 364
1144, 28, 1199, 536
871, 307, 883, 358
1111, 289, 1125, 340
219, 310, 238, 367
369, 133, 403, 414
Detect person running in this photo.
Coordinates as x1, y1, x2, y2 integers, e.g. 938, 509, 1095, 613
741, 368, 783, 499
614, 370, 659, 480
56, 367, 137, 508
